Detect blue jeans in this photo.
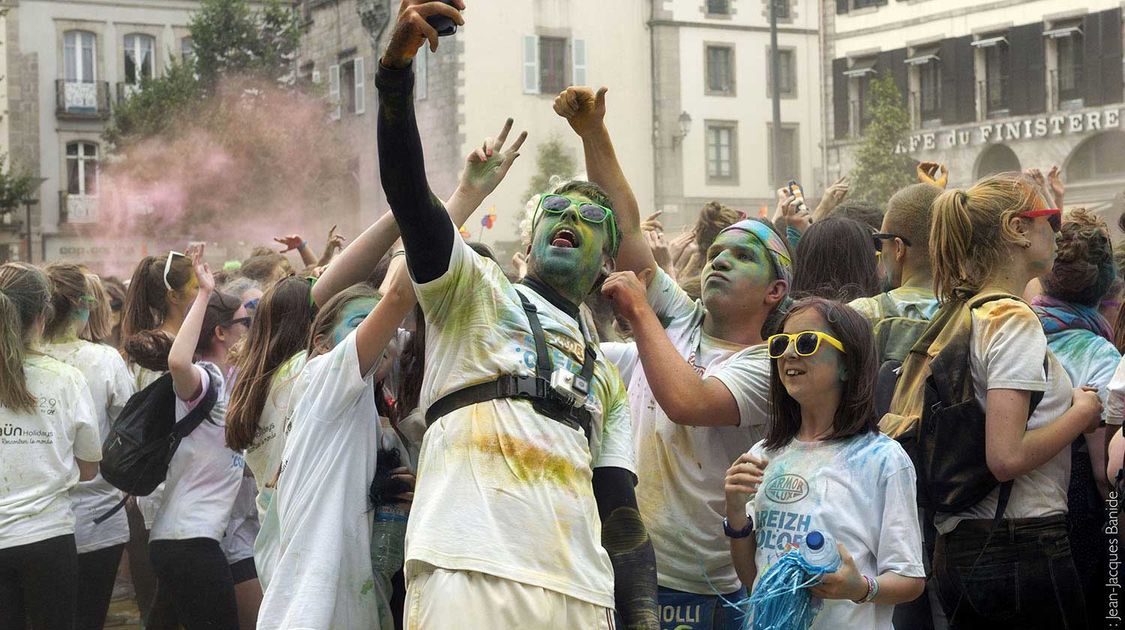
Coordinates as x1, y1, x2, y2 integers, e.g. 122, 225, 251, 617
656, 585, 747, 630
933, 515, 1086, 629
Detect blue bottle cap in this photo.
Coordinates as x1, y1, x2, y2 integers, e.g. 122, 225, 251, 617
806, 531, 825, 550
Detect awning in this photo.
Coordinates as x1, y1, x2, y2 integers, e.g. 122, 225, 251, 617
1044, 19, 1083, 39
843, 57, 877, 78
905, 45, 940, 66
971, 35, 1008, 48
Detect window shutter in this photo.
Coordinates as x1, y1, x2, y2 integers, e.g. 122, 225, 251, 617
952, 36, 976, 123
329, 64, 341, 120
836, 0, 849, 14
1008, 23, 1044, 115
1101, 9, 1123, 106
523, 35, 540, 94
1084, 13, 1104, 106
572, 38, 587, 86
832, 58, 849, 139
354, 57, 366, 115
876, 48, 908, 105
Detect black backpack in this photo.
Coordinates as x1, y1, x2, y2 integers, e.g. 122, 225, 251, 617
94, 371, 217, 524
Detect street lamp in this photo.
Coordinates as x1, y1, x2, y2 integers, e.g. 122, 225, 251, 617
673, 111, 693, 149
23, 177, 47, 264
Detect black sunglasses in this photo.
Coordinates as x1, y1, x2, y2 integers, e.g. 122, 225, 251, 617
872, 232, 913, 251
222, 317, 252, 328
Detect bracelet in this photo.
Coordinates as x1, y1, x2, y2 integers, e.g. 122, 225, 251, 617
391, 251, 406, 259
299, 240, 308, 250
722, 515, 754, 539
852, 575, 879, 604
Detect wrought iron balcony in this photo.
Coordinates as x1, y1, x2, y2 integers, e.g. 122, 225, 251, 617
55, 80, 111, 120
59, 191, 98, 224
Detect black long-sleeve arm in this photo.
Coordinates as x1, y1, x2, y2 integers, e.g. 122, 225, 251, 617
375, 61, 454, 284
592, 467, 660, 629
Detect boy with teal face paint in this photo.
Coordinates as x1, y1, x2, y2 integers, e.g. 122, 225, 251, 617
375, 3, 657, 629
558, 86, 792, 629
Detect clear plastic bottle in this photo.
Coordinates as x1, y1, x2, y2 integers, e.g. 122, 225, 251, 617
800, 530, 841, 573
370, 503, 409, 580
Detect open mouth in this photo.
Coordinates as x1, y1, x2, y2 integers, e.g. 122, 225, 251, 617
551, 228, 580, 249
784, 368, 806, 377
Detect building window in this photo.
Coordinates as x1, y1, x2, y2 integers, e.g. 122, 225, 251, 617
768, 125, 799, 187
705, 121, 738, 185
853, 0, 882, 8
767, 48, 795, 97
918, 62, 941, 121
982, 39, 1009, 116
706, 45, 735, 95
539, 37, 568, 95
64, 31, 96, 83
707, 0, 731, 16
124, 34, 155, 86
770, 0, 790, 19
1056, 33, 1083, 104
66, 142, 98, 196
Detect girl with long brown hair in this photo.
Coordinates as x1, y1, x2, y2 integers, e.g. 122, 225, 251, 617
41, 263, 136, 630
0, 262, 101, 630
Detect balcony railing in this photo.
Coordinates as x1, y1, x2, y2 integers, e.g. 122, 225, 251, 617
59, 191, 98, 224
116, 82, 142, 104
908, 91, 942, 129
55, 80, 111, 120
978, 76, 1009, 118
1050, 67, 1084, 110
0, 210, 21, 232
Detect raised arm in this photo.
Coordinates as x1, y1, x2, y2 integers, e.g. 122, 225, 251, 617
356, 256, 416, 376
376, 0, 465, 283
554, 87, 657, 279
168, 244, 212, 401
313, 118, 525, 306
592, 467, 659, 629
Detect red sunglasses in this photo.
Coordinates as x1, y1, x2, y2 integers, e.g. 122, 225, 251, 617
1017, 208, 1061, 232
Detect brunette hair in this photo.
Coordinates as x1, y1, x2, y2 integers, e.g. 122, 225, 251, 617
82, 272, 114, 344
307, 284, 380, 356
241, 253, 289, 284
0, 263, 52, 411
764, 297, 877, 450
694, 201, 742, 254
1040, 208, 1116, 307
930, 173, 1047, 302
121, 254, 193, 367
197, 291, 242, 355
792, 217, 881, 302
830, 200, 884, 233
395, 304, 426, 423
43, 262, 89, 342
227, 276, 316, 451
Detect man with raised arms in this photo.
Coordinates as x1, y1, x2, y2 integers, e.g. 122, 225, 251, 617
556, 87, 791, 629
374, 2, 658, 628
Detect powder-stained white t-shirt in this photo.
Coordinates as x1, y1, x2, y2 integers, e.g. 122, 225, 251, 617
0, 354, 100, 550
748, 432, 924, 629
407, 232, 635, 609
43, 340, 135, 553
937, 298, 1074, 534
601, 268, 770, 594
259, 332, 388, 630
244, 351, 308, 519
150, 363, 244, 543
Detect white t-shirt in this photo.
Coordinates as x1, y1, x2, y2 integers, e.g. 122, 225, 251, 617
406, 233, 635, 609
244, 351, 308, 519
1100, 350, 1125, 427
130, 364, 166, 529
221, 474, 259, 564
848, 286, 940, 323
748, 432, 924, 629
937, 298, 1074, 534
1045, 329, 1119, 424
601, 268, 770, 594
258, 332, 388, 630
150, 362, 245, 542
43, 340, 135, 554
0, 354, 100, 549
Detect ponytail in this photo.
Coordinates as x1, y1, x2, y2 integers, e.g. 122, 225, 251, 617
121, 254, 192, 363
929, 173, 1044, 302
43, 262, 89, 342
0, 263, 51, 411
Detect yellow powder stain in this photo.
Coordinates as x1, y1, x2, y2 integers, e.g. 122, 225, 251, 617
471, 431, 584, 493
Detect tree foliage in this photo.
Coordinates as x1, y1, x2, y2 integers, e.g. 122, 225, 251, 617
526, 136, 578, 200
849, 73, 915, 205
104, 0, 300, 148
0, 155, 36, 212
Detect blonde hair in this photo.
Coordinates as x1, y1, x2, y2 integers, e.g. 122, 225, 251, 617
82, 272, 114, 344
930, 173, 1047, 302
0, 263, 52, 411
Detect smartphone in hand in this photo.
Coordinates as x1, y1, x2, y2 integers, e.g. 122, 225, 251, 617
787, 180, 809, 214
426, 0, 459, 37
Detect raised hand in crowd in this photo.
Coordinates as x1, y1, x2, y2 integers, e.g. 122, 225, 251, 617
916, 161, 948, 188
1048, 164, 1065, 208
640, 210, 664, 234
458, 117, 528, 201
316, 225, 348, 267
773, 186, 812, 244
812, 175, 849, 222
273, 234, 317, 267
381, 0, 465, 69
644, 229, 673, 276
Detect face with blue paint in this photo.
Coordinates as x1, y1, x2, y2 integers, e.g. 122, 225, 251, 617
700, 229, 785, 318
330, 297, 378, 347
527, 193, 615, 307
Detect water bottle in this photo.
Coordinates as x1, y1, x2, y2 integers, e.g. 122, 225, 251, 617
799, 530, 841, 573
370, 503, 408, 580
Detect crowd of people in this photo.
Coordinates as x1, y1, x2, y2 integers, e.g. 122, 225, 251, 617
2, 2, 1122, 629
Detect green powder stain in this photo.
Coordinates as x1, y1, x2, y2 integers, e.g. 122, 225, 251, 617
360, 578, 374, 596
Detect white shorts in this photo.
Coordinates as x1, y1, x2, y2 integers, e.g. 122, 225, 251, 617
405, 567, 616, 630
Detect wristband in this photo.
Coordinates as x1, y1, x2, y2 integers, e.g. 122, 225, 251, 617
723, 516, 754, 539
852, 575, 878, 604
299, 240, 308, 250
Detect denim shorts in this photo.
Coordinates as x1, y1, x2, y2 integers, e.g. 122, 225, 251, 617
933, 515, 1087, 629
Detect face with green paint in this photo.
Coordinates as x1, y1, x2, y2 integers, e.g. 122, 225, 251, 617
776, 308, 846, 406
526, 193, 614, 306
700, 229, 780, 318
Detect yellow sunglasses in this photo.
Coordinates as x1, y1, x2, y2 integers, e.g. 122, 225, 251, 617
767, 331, 846, 359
